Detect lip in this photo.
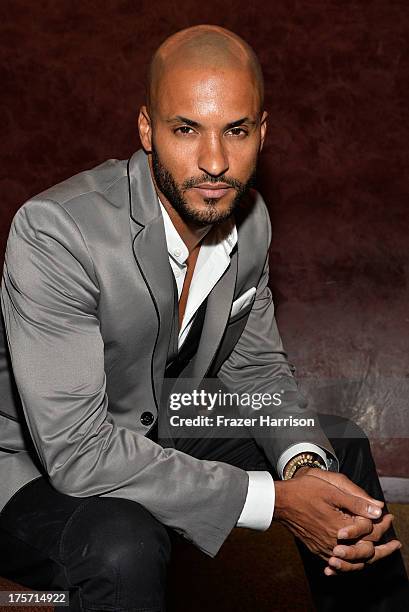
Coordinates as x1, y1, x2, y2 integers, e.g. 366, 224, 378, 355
193, 184, 233, 199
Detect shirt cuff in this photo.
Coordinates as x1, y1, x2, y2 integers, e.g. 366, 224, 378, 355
277, 443, 337, 479
236, 471, 275, 530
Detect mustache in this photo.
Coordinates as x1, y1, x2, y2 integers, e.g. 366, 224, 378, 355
182, 174, 245, 190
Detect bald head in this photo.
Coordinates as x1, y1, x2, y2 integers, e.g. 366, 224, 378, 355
146, 25, 264, 116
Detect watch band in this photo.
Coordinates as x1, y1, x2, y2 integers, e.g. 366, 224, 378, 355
283, 452, 327, 480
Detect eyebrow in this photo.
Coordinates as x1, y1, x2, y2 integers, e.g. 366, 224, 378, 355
166, 115, 257, 129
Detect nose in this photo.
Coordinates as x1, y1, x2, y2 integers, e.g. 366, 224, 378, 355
197, 133, 229, 177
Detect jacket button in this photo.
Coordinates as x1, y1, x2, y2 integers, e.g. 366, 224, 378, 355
140, 411, 154, 426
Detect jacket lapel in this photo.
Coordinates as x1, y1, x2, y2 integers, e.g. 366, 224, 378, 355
183, 248, 238, 381
185, 191, 260, 380
128, 150, 176, 405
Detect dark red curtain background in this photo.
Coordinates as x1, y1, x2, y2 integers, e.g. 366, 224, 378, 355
1, 1, 408, 475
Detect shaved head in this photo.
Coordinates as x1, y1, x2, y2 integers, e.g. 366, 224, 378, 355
146, 24, 264, 116
138, 25, 267, 230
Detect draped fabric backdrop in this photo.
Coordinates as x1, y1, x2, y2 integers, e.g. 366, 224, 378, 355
1, 0, 408, 476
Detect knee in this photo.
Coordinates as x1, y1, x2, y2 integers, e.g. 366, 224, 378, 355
100, 502, 170, 571
319, 413, 373, 467
329, 416, 375, 476
342, 417, 370, 449
62, 497, 172, 578
320, 413, 370, 447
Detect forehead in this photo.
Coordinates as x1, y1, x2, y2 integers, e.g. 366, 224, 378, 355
154, 65, 260, 122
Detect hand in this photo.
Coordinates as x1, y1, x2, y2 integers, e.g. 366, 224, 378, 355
273, 469, 383, 564
293, 468, 402, 575
325, 513, 402, 575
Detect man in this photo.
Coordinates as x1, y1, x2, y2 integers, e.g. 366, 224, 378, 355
0, 24, 407, 612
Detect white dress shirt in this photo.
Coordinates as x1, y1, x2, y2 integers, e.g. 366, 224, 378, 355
158, 198, 330, 530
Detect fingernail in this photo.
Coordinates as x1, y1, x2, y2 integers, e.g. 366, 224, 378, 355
338, 529, 349, 539
368, 505, 382, 517
329, 558, 342, 569
333, 547, 345, 558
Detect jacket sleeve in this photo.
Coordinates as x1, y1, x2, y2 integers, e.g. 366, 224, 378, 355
217, 203, 339, 473
0, 198, 249, 557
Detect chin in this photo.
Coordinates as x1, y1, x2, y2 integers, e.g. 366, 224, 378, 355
193, 193, 234, 211
199, 196, 232, 210
188, 203, 235, 227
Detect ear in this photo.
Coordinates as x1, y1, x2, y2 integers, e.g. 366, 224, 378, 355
138, 105, 152, 152
259, 110, 268, 152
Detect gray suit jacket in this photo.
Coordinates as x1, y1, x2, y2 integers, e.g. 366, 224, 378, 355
0, 149, 336, 557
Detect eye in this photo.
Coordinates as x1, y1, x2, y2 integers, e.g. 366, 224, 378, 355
226, 127, 248, 137
174, 126, 195, 135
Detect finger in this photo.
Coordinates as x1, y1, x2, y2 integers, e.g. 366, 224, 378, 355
366, 540, 402, 565
324, 566, 337, 576
334, 490, 383, 520
337, 516, 374, 540
332, 540, 375, 562
328, 556, 366, 572
361, 514, 394, 543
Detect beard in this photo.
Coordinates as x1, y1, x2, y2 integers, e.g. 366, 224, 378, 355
151, 145, 257, 227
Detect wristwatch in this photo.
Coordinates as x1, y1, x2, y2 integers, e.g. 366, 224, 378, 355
283, 452, 327, 480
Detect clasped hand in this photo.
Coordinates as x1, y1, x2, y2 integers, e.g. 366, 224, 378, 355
274, 468, 402, 576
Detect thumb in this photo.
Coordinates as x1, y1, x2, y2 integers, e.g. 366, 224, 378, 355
314, 471, 384, 508
333, 476, 384, 508
333, 489, 383, 519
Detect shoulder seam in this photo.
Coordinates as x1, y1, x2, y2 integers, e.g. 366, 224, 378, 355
55, 172, 127, 206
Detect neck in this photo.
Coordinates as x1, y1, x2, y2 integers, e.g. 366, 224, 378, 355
159, 198, 210, 252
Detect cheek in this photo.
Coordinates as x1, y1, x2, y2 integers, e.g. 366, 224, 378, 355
155, 135, 197, 175
229, 147, 258, 180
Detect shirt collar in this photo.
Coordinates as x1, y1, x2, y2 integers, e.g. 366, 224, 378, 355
157, 196, 237, 265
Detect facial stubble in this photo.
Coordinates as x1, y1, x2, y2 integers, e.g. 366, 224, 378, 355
151, 145, 257, 227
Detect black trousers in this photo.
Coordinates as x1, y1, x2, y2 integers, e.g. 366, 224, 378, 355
0, 413, 408, 612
